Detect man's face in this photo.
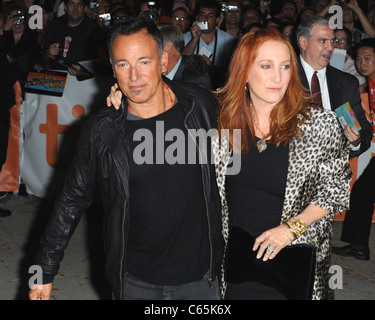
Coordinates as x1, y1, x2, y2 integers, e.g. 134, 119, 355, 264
111, 30, 167, 108
172, 9, 189, 33
196, 7, 218, 34
281, 2, 297, 20
356, 46, 375, 79
333, 30, 348, 50
242, 9, 261, 29
299, 24, 334, 70
10, 9, 25, 35
225, 1, 240, 25
65, 0, 86, 23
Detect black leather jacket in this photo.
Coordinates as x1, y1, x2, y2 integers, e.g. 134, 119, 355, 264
35, 79, 224, 299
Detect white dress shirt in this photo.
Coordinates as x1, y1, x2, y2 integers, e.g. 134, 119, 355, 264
300, 55, 331, 111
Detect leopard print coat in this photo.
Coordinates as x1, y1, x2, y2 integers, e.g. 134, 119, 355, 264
213, 107, 352, 300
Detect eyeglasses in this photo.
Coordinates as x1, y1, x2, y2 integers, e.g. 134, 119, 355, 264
333, 38, 347, 44
172, 16, 187, 22
197, 12, 215, 19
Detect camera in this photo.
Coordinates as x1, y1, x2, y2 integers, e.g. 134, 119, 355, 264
89, 2, 99, 9
13, 11, 25, 25
221, 4, 239, 12
99, 13, 111, 21
146, 1, 158, 21
197, 21, 208, 30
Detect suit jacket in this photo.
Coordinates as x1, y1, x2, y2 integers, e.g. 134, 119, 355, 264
173, 55, 212, 90
298, 58, 373, 157
213, 107, 352, 300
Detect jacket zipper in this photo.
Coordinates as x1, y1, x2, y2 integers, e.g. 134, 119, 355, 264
184, 100, 213, 288
119, 200, 127, 299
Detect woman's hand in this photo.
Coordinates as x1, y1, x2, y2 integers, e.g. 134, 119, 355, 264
106, 83, 122, 110
4, 14, 14, 31
253, 224, 294, 261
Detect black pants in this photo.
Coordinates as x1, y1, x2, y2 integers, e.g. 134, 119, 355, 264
0, 113, 11, 172
341, 156, 375, 246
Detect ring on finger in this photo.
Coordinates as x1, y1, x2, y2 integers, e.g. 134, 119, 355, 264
266, 246, 275, 253
115, 87, 121, 93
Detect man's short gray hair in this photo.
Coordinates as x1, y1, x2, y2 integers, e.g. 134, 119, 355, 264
157, 23, 185, 54
296, 16, 330, 49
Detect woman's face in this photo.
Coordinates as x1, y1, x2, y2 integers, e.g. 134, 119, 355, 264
247, 40, 291, 107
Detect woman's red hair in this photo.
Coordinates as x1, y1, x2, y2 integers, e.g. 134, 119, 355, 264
216, 28, 312, 153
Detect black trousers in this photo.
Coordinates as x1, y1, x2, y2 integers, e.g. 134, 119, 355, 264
341, 156, 375, 246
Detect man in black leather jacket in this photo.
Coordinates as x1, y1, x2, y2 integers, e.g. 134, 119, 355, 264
29, 17, 223, 300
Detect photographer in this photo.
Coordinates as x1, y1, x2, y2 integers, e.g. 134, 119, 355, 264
182, 0, 236, 88
138, 0, 162, 23
85, 0, 111, 28
2, 5, 38, 86
220, 0, 243, 39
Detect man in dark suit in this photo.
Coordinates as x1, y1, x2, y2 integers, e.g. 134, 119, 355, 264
158, 22, 212, 90
296, 16, 372, 158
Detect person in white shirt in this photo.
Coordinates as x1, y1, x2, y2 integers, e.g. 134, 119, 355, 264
334, 27, 366, 93
182, 0, 235, 69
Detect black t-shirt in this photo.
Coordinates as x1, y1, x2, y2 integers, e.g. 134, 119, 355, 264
125, 102, 210, 285
226, 137, 289, 237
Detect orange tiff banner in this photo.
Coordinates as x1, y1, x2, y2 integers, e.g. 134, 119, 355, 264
0, 81, 21, 191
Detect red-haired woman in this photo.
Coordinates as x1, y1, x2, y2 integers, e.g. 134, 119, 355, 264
214, 28, 352, 300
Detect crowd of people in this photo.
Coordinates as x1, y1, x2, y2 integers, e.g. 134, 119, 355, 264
0, 0, 374, 300
0, 0, 375, 88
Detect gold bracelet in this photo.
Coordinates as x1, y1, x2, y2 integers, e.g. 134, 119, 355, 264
282, 223, 295, 241
284, 217, 307, 238
283, 221, 298, 239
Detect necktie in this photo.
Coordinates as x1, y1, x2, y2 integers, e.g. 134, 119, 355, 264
311, 71, 322, 107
